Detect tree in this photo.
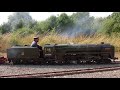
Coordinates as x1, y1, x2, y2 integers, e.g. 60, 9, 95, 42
8, 12, 35, 31
99, 12, 120, 35
0, 23, 11, 34
28, 21, 37, 29
56, 13, 73, 32
92, 17, 105, 33
15, 20, 24, 30
47, 15, 57, 29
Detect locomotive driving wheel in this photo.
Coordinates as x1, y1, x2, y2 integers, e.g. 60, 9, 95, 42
95, 59, 102, 64
86, 60, 92, 64
104, 59, 112, 64
12, 60, 20, 65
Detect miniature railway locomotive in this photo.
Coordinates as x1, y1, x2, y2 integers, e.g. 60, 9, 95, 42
7, 42, 118, 64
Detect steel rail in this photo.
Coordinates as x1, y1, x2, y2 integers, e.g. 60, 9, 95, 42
1, 66, 120, 78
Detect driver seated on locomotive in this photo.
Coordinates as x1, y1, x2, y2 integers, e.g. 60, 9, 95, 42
31, 36, 43, 58
30, 36, 42, 50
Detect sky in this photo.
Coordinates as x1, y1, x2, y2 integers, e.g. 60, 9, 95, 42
0, 12, 113, 25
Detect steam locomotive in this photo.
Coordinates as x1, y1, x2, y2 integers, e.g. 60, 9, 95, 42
7, 42, 118, 65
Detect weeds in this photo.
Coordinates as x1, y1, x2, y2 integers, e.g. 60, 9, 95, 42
0, 33, 120, 52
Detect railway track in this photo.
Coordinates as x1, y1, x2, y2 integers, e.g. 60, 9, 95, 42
1, 66, 120, 78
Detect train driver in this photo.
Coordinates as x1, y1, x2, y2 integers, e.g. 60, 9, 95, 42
30, 36, 42, 50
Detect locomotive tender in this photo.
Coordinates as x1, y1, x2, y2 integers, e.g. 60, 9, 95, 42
7, 42, 117, 64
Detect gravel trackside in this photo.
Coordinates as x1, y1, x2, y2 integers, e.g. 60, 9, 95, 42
0, 64, 120, 77
52, 70, 120, 78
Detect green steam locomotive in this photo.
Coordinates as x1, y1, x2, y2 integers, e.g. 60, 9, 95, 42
7, 42, 118, 64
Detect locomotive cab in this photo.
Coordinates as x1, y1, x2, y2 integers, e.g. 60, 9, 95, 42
44, 44, 55, 59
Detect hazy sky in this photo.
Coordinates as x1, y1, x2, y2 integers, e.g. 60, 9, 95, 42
0, 12, 113, 25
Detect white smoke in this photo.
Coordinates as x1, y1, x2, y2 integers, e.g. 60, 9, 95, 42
58, 13, 95, 38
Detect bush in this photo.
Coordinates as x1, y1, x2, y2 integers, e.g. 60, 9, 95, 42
12, 27, 34, 37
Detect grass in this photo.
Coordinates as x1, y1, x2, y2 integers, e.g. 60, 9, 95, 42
0, 32, 120, 53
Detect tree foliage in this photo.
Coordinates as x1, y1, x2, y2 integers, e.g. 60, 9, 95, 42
12, 27, 34, 37
100, 12, 120, 35
8, 12, 36, 31
0, 23, 11, 34
2, 12, 120, 37
56, 13, 73, 32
